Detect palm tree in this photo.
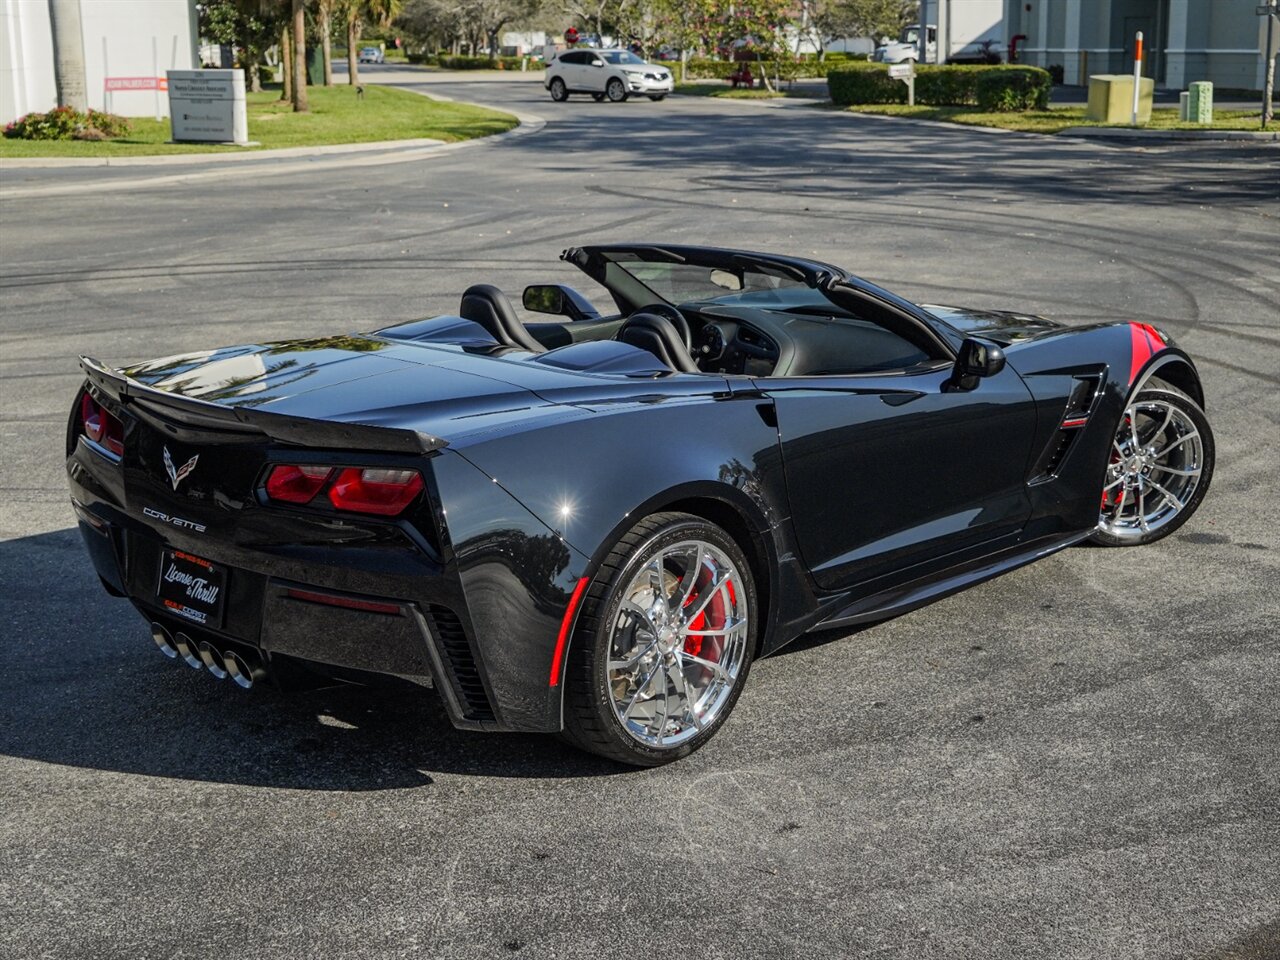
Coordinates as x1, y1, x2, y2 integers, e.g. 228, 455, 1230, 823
48, 0, 88, 109
343, 0, 404, 88
318, 0, 335, 84
279, 20, 293, 102
292, 0, 309, 111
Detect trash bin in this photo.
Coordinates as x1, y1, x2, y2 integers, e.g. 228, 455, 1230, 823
307, 45, 325, 86
1086, 74, 1154, 124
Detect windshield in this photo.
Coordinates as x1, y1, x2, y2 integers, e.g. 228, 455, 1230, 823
603, 253, 809, 305
601, 50, 646, 65
899, 27, 935, 44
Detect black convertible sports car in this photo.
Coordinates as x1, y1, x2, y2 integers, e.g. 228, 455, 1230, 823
67, 245, 1214, 765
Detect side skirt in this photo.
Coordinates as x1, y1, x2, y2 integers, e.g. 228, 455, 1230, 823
809, 529, 1092, 633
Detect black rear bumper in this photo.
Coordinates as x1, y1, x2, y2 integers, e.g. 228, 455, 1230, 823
69, 449, 508, 731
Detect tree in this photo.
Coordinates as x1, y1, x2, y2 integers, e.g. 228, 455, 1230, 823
560, 0, 624, 48
471, 0, 542, 57
790, 0, 909, 61
717, 0, 795, 91
292, 0, 309, 110
650, 0, 718, 80
48, 0, 88, 109
342, 0, 404, 86
201, 0, 285, 93
318, 0, 335, 84
612, 0, 661, 56
280, 19, 293, 101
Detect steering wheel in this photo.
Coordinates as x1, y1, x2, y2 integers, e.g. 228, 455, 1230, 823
634, 303, 691, 350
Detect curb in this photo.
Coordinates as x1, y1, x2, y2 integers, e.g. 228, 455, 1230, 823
0, 107, 545, 200
831, 106, 1278, 143
833, 108, 1060, 140
1060, 126, 1279, 142
0, 136, 448, 169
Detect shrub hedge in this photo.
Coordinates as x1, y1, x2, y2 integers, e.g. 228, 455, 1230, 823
410, 53, 543, 70
3, 106, 131, 140
976, 67, 1051, 110
827, 63, 1052, 109
685, 57, 846, 81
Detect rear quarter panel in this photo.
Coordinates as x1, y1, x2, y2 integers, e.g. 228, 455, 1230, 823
446, 384, 816, 655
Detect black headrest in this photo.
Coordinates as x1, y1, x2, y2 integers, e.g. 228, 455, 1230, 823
460, 283, 545, 353
617, 313, 700, 374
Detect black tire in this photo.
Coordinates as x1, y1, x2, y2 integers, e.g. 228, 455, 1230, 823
648, 94, 666, 101
606, 78, 628, 102
1090, 376, 1214, 546
560, 512, 757, 766
549, 77, 568, 102
591, 92, 605, 102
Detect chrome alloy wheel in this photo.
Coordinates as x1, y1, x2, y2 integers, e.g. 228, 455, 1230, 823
606, 539, 748, 749
1099, 397, 1205, 540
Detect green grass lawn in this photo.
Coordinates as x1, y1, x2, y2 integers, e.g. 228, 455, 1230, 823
674, 83, 787, 99
0, 84, 517, 158
839, 103, 1270, 134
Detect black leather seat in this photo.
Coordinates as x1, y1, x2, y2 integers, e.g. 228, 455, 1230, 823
617, 313, 701, 374
459, 284, 545, 353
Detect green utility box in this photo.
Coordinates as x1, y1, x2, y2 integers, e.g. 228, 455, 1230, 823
307, 45, 325, 86
1086, 74, 1155, 124
1187, 81, 1213, 124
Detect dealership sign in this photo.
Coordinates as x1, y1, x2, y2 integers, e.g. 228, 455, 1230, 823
105, 76, 168, 91
166, 69, 249, 144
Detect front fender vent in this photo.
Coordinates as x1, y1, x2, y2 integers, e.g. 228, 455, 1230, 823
1031, 374, 1103, 481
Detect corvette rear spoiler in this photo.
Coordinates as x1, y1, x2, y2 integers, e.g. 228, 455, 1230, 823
79, 356, 446, 455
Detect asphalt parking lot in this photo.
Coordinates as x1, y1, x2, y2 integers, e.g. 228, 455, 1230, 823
2, 70, 1278, 960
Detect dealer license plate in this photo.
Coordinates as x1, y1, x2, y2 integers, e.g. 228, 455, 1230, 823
156, 548, 227, 627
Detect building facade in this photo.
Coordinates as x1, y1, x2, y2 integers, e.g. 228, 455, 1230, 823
2, 0, 198, 124
1003, 0, 1275, 89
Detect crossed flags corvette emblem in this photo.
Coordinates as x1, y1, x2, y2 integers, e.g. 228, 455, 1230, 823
163, 446, 199, 491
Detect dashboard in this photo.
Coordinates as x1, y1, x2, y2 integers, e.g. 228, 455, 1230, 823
680, 300, 935, 379
688, 312, 781, 376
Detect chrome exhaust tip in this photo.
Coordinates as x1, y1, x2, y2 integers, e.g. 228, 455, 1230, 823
150, 622, 178, 659
224, 650, 264, 690
173, 632, 204, 671
197, 641, 229, 680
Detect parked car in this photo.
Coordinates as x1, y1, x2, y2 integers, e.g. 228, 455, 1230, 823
357, 46, 384, 64
67, 244, 1214, 766
546, 48, 673, 102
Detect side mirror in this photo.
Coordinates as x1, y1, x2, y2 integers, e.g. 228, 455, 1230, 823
522, 284, 601, 322
950, 337, 1005, 390
591, 58, 604, 67
523, 284, 565, 316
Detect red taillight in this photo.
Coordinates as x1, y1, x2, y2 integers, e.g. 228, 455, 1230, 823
265, 464, 333, 503
327, 468, 424, 516
264, 463, 424, 517
80, 392, 124, 456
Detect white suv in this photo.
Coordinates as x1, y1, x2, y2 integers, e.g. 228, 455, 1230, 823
545, 49, 674, 103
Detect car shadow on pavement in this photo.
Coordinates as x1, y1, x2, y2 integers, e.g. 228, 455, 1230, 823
0, 529, 623, 789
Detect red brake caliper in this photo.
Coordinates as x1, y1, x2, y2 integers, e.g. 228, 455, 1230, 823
1103, 415, 1128, 509
682, 577, 734, 659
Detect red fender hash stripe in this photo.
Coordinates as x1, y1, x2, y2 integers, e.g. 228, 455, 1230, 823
1128, 322, 1165, 385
